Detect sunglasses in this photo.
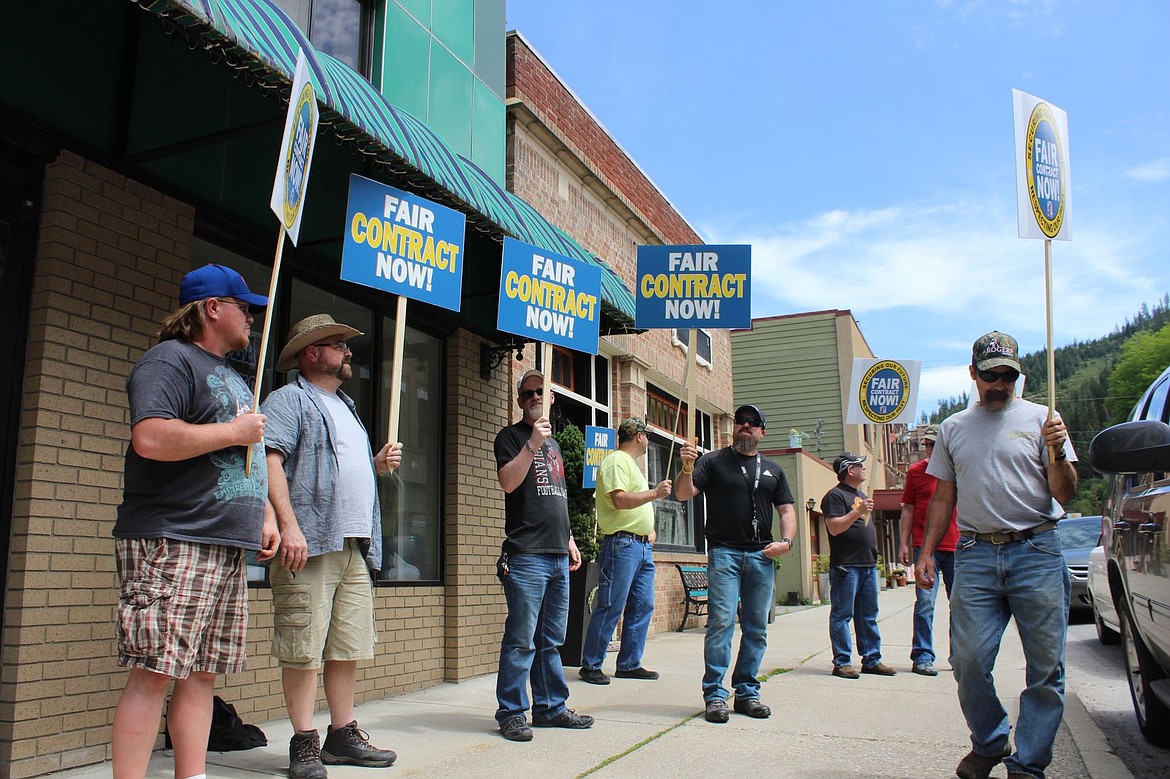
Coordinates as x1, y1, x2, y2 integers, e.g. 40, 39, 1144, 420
976, 368, 1020, 384
734, 415, 762, 427
519, 388, 544, 400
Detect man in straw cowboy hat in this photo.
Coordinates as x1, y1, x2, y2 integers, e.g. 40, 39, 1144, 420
261, 314, 403, 778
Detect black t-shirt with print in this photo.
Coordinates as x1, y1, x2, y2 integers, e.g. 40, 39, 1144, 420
494, 421, 571, 555
693, 447, 794, 551
822, 482, 878, 567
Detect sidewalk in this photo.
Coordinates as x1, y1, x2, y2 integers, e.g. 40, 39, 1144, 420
60, 585, 1130, 778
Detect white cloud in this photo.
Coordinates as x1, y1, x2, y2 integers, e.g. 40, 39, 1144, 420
1125, 157, 1170, 183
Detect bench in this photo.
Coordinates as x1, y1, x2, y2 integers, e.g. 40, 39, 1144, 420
675, 564, 709, 632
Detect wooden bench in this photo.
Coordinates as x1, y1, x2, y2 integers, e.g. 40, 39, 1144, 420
675, 564, 709, 632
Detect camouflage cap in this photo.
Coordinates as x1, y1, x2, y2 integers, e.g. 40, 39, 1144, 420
971, 331, 1021, 371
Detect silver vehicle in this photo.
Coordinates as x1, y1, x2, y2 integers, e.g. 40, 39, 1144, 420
1056, 516, 1101, 615
1088, 543, 1120, 644
1089, 363, 1170, 747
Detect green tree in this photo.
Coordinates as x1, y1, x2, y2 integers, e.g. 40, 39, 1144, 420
553, 424, 598, 562
1105, 322, 1170, 422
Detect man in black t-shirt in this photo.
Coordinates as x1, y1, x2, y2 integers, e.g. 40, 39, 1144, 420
677, 404, 796, 724
822, 452, 895, 680
492, 369, 594, 742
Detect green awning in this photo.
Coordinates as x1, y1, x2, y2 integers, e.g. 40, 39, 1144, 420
133, 0, 637, 328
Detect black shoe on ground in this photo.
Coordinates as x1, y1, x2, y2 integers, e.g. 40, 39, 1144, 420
956, 747, 1012, 779
860, 662, 897, 676
289, 730, 328, 779
614, 666, 660, 680
704, 698, 729, 723
578, 667, 611, 685
499, 715, 533, 742
733, 697, 771, 718
321, 720, 396, 767
532, 709, 594, 729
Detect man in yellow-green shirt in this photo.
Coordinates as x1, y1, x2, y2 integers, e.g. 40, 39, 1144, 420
578, 419, 672, 685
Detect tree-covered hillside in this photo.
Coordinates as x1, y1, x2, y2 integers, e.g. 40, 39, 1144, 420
923, 295, 1170, 515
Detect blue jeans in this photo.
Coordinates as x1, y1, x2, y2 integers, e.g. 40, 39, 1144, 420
495, 553, 571, 725
581, 534, 655, 671
829, 565, 882, 668
703, 546, 774, 702
911, 547, 955, 664
950, 531, 1069, 778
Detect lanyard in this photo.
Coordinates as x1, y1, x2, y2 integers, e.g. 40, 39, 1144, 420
739, 453, 762, 541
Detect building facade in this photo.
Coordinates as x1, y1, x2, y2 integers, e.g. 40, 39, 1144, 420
0, 2, 733, 775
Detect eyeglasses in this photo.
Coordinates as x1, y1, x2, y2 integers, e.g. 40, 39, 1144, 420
519, 388, 544, 400
311, 341, 351, 354
734, 415, 762, 427
218, 298, 253, 317
976, 368, 1020, 384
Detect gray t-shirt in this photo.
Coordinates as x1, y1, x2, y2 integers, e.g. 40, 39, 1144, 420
115, 339, 268, 548
927, 397, 1077, 533
313, 385, 376, 540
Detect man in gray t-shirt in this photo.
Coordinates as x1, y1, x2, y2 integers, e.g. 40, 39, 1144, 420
262, 314, 402, 778
916, 331, 1077, 779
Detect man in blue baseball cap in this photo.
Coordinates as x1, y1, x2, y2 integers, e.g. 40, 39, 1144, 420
111, 264, 278, 779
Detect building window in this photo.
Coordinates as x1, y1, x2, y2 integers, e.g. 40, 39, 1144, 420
644, 385, 711, 553
191, 239, 444, 585
273, 0, 374, 76
544, 346, 610, 432
673, 328, 713, 368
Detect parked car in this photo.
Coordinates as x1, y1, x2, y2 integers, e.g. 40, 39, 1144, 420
1089, 363, 1170, 747
1088, 543, 1120, 644
1056, 516, 1101, 615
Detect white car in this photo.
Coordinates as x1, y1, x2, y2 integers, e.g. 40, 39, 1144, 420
1088, 544, 1119, 645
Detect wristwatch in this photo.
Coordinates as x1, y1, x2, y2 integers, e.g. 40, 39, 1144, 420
780, 537, 793, 547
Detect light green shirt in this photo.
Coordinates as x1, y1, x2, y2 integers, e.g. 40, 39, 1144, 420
595, 449, 654, 535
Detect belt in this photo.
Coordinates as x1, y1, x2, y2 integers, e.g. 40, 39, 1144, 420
605, 530, 651, 543
959, 520, 1057, 545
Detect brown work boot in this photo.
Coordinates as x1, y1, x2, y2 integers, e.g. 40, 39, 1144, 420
956, 747, 1011, 779
321, 720, 397, 767
289, 730, 327, 779
832, 664, 860, 679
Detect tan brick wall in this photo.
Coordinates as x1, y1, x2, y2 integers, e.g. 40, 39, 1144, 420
3, 150, 193, 777
1, 153, 505, 777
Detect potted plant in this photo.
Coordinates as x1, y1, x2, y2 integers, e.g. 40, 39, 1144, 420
812, 553, 831, 604
553, 424, 599, 666
788, 428, 804, 448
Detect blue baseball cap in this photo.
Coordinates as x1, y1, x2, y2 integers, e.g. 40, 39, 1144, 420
179, 264, 269, 307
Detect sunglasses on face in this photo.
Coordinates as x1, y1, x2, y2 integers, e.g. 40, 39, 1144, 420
519, 388, 544, 400
734, 415, 762, 427
976, 368, 1020, 384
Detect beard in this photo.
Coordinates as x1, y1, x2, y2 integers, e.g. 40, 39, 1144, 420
335, 362, 352, 382
732, 434, 756, 454
982, 388, 1011, 409
524, 404, 542, 422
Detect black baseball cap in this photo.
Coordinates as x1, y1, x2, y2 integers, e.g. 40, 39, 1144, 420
734, 404, 766, 428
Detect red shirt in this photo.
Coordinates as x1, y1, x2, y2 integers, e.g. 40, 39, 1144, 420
901, 459, 959, 552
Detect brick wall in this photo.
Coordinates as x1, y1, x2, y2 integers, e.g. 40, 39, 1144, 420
4, 150, 193, 777
1, 152, 500, 777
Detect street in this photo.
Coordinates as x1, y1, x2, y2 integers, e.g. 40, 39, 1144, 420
1066, 612, 1170, 779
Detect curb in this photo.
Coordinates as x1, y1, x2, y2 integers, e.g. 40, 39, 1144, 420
1062, 688, 1134, 779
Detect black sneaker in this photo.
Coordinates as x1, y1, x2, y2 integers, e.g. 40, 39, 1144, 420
500, 715, 533, 742
614, 666, 660, 680
320, 720, 396, 767
704, 698, 729, 723
578, 667, 611, 685
733, 697, 771, 718
532, 709, 594, 729
289, 730, 327, 779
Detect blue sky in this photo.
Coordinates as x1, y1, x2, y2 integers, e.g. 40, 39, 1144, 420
505, 0, 1170, 421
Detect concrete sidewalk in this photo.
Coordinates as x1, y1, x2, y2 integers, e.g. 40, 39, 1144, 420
59, 585, 1131, 778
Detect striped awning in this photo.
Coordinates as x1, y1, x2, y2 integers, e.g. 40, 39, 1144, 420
132, 0, 637, 328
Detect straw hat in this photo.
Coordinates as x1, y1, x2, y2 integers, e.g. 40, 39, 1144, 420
276, 314, 362, 371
